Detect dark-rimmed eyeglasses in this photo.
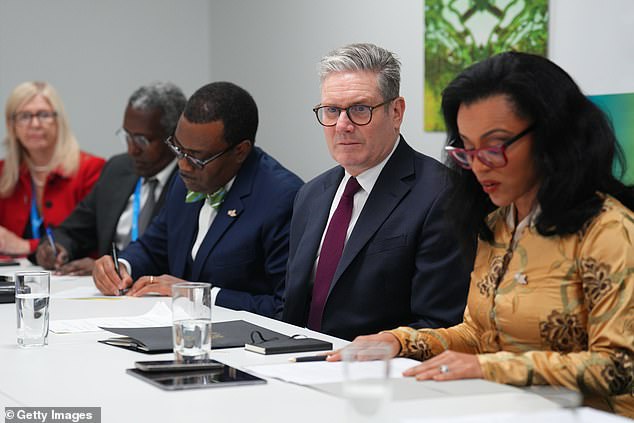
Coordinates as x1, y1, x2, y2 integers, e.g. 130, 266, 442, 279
444, 125, 535, 169
116, 128, 152, 150
13, 111, 57, 127
165, 135, 235, 169
312, 97, 397, 127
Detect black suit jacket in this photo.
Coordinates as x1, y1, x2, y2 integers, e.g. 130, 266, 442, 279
52, 154, 176, 259
282, 137, 474, 340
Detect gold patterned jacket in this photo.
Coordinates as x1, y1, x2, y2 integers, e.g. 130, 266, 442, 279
389, 195, 634, 416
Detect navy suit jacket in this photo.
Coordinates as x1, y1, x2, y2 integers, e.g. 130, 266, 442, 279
282, 137, 474, 340
52, 154, 176, 259
120, 147, 303, 318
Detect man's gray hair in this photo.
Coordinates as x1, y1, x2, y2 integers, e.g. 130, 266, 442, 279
318, 43, 401, 101
128, 82, 187, 135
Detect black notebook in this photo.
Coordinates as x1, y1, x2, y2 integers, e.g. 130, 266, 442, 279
244, 336, 332, 355
98, 320, 287, 354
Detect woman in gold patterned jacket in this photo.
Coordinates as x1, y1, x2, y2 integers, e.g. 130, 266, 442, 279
328, 52, 633, 416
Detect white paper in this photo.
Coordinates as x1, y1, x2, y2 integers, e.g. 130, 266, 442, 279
401, 407, 631, 423
245, 357, 420, 385
49, 302, 172, 333
50, 286, 106, 299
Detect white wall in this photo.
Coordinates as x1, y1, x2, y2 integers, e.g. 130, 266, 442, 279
208, 0, 634, 181
1, 0, 633, 181
209, 0, 428, 180
0, 0, 211, 160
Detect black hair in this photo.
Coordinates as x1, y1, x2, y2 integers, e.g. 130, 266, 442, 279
183, 81, 258, 147
441, 51, 634, 247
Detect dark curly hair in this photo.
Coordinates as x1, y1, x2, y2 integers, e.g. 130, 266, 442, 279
441, 51, 634, 247
183, 81, 258, 147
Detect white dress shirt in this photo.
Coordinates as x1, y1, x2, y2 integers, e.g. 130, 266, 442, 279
313, 136, 400, 274
121, 176, 235, 305
190, 177, 236, 304
114, 160, 177, 249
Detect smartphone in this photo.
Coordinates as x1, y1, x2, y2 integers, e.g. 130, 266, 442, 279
134, 359, 224, 372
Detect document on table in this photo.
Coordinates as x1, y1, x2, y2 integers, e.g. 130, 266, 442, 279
245, 357, 420, 385
51, 286, 108, 299
49, 302, 172, 334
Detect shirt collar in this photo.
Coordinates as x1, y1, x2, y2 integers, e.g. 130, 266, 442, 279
143, 159, 177, 187
505, 202, 541, 232
343, 135, 400, 194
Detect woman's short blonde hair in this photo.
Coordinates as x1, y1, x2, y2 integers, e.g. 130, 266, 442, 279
1, 81, 80, 196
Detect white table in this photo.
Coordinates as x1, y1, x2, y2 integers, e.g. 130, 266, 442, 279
0, 264, 562, 422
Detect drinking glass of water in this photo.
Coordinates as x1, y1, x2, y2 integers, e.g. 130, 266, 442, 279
171, 282, 212, 363
342, 342, 392, 423
15, 271, 50, 348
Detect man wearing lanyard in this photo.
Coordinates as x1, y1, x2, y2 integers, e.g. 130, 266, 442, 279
35, 82, 186, 275
92, 82, 303, 318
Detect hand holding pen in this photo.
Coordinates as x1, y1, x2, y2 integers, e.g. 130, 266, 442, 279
111, 242, 132, 296
91, 244, 133, 296
36, 227, 69, 270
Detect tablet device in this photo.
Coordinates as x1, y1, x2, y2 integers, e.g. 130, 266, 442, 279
135, 359, 224, 372
126, 364, 267, 391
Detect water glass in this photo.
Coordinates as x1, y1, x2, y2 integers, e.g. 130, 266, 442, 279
342, 342, 392, 422
171, 282, 212, 363
15, 271, 50, 347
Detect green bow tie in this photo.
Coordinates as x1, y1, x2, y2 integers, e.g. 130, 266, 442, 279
185, 187, 227, 209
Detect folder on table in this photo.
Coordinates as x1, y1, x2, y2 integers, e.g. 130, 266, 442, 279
98, 320, 287, 354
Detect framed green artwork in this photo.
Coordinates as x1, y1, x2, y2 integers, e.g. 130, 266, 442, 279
590, 93, 634, 184
425, 0, 549, 131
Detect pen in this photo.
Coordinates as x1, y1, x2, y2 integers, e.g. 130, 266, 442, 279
289, 355, 329, 363
111, 242, 127, 295
45, 226, 58, 258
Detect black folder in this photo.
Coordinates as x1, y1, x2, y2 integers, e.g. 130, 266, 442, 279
98, 320, 287, 354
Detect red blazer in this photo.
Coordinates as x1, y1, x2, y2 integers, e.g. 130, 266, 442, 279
0, 151, 105, 253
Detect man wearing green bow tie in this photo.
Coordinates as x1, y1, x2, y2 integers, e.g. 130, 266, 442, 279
92, 82, 303, 318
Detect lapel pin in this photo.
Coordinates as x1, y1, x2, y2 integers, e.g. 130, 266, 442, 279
227, 209, 238, 217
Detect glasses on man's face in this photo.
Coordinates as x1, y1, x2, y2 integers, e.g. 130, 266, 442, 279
312, 97, 397, 127
116, 128, 153, 150
13, 111, 57, 127
164, 135, 234, 170
444, 125, 535, 170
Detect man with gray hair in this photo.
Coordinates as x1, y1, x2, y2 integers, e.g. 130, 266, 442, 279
36, 82, 186, 275
283, 43, 474, 340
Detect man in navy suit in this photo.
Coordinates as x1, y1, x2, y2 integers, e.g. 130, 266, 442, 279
92, 82, 303, 318
282, 43, 474, 340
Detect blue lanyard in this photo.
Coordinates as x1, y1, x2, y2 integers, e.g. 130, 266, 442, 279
30, 182, 43, 239
131, 179, 142, 242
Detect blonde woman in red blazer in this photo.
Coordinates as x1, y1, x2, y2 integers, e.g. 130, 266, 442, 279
0, 81, 104, 255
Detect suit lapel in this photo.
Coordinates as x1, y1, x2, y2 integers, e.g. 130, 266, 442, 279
171, 196, 203, 279
102, 163, 139, 248
153, 166, 179, 218
293, 168, 343, 298
328, 139, 415, 294
189, 149, 259, 280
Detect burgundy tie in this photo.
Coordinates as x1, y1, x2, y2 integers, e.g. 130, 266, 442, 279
307, 177, 361, 330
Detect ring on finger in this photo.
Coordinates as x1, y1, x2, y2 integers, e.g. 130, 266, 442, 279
150, 275, 155, 284
439, 364, 449, 374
